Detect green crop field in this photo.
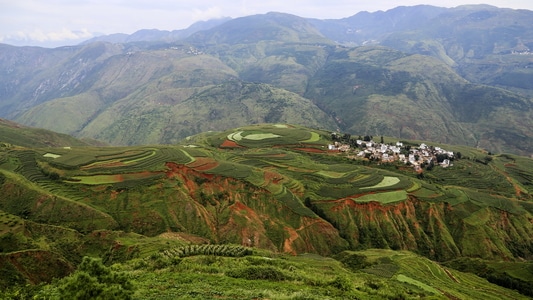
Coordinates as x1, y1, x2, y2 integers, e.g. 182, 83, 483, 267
68, 172, 163, 185
353, 190, 408, 204
361, 176, 400, 189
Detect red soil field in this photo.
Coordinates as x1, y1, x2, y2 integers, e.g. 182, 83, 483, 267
220, 139, 244, 148
187, 157, 220, 171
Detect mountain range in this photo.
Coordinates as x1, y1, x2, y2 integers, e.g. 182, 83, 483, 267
1, 5, 532, 156
2, 6, 533, 297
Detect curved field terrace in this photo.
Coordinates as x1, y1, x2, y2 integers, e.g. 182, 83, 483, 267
67, 171, 163, 185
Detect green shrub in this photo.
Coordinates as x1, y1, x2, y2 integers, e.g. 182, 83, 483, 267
57, 256, 134, 299
226, 265, 289, 281
329, 275, 354, 291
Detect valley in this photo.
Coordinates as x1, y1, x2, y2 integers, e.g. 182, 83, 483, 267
1, 4, 533, 299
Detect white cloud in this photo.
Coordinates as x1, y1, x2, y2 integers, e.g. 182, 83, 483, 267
191, 6, 224, 22
1, 28, 93, 43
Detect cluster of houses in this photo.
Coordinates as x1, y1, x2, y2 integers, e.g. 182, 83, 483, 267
328, 134, 454, 172
511, 49, 532, 55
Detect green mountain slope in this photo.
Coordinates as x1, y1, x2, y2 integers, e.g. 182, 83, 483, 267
15, 51, 242, 142
0, 118, 92, 148
310, 5, 533, 95
77, 81, 337, 145
305, 46, 533, 155
1, 7, 533, 156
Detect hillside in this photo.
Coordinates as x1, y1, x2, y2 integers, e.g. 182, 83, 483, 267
6, 248, 531, 299
0, 118, 93, 148
304, 46, 533, 155
1, 5, 532, 156
1, 123, 532, 297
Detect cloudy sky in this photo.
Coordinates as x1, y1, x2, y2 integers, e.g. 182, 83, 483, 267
2, 0, 532, 47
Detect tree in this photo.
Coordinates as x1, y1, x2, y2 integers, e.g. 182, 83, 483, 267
342, 133, 351, 142
436, 153, 448, 163
57, 256, 134, 299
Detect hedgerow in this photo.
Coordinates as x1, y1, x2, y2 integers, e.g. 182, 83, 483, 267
160, 244, 252, 259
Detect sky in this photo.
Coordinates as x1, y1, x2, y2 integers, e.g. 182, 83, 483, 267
1, 0, 533, 47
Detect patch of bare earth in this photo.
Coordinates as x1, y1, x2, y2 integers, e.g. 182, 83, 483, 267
220, 139, 244, 148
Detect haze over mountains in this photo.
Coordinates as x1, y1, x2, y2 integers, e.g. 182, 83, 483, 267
1, 4, 532, 156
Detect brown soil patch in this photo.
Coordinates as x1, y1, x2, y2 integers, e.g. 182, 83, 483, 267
231, 201, 252, 213
443, 267, 460, 283
283, 227, 299, 254
188, 157, 219, 171
220, 139, 244, 148
110, 190, 120, 200
264, 170, 283, 184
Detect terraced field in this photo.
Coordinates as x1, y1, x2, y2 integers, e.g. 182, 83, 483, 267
2, 123, 533, 299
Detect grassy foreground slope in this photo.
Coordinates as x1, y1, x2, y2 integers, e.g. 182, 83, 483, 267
3, 246, 531, 299
1, 123, 532, 297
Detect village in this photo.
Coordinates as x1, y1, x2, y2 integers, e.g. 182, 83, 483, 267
329, 132, 455, 172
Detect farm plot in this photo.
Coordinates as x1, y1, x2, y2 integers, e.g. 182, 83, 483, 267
44, 147, 134, 169
430, 160, 515, 196
313, 171, 387, 199
80, 149, 156, 170
411, 184, 444, 200
502, 159, 533, 194
131, 147, 194, 170
204, 161, 253, 179
463, 189, 525, 214
361, 176, 400, 189
304, 171, 362, 185
225, 126, 320, 148
316, 184, 362, 199
395, 274, 441, 295
353, 190, 408, 204
67, 171, 163, 185
13, 150, 49, 182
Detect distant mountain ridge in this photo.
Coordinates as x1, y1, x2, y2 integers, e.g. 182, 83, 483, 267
81, 17, 231, 45
0, 5, 532, 156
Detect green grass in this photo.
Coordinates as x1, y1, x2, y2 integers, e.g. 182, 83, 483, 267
395, 274, 441, 294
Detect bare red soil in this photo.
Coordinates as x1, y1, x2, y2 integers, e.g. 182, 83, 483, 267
264, 170, 283, 184
220, 139, 244, 148
187, 157, 220, 171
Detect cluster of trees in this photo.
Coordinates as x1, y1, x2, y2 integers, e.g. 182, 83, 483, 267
1, 257, 135, 299
331, 132, 375, 145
